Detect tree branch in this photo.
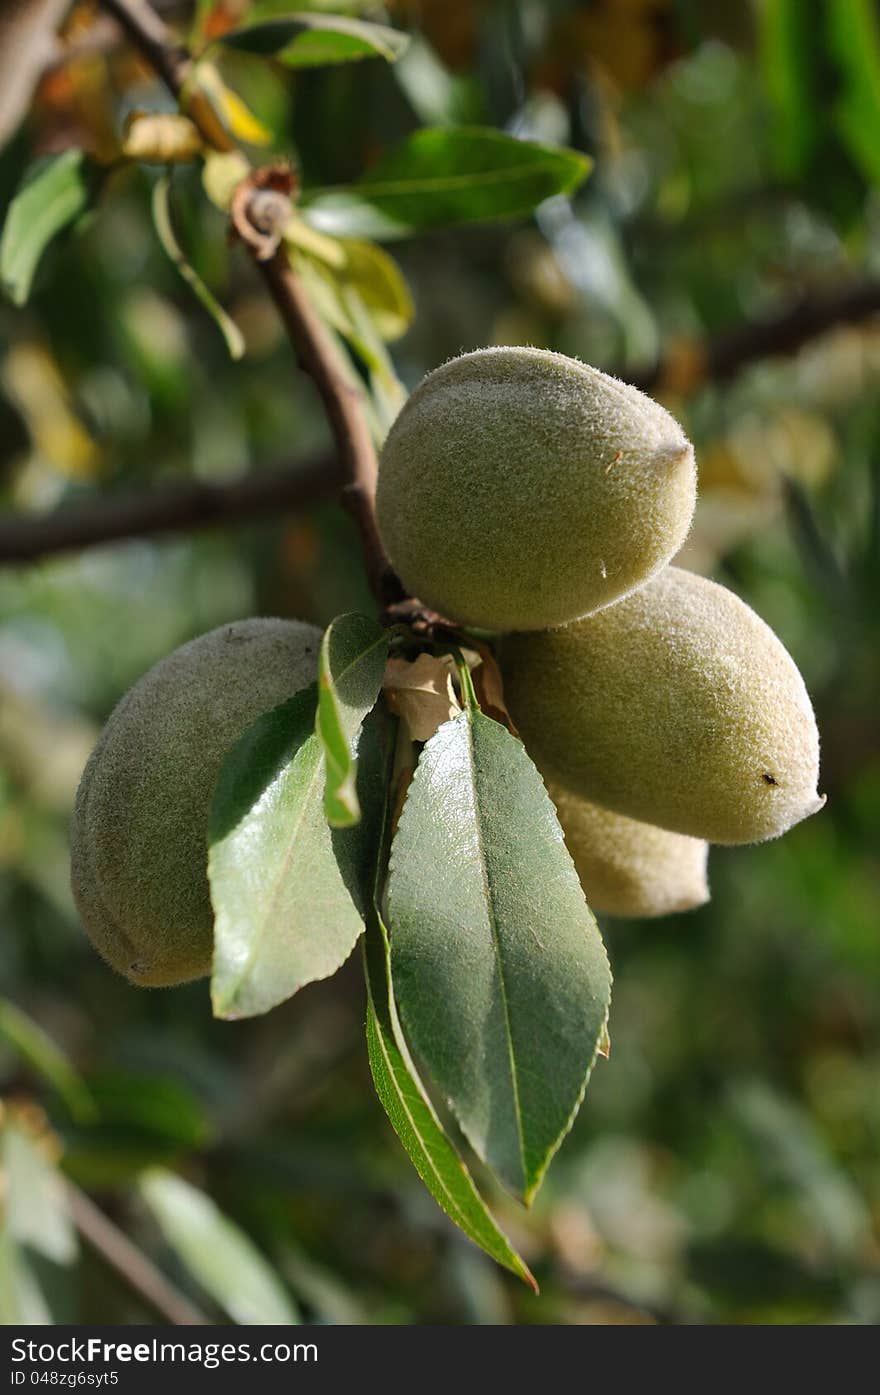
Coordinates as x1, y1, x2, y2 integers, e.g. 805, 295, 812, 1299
66, 1181, 209, 1325
0, 454, 341, 564
98, 0, 400, 606
628, 278, 880, 392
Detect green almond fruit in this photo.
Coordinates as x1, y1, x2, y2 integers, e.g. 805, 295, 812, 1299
376, 346, 697, 632
502, 567, 824, 844
547, 779, 709, 919
71, 618, 321, 987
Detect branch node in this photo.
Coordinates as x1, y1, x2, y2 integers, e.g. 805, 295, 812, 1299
230, 164, 298, 261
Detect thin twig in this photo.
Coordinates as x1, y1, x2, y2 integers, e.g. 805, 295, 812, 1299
65, 1181, 209, 1325
98, 0, 398, 606
0, 453, 341, 564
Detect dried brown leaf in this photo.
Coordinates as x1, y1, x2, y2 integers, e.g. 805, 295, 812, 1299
383, 652, 461, 743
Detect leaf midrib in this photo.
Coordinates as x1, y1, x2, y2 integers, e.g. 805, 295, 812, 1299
463, 713, 528, 1193
335, 160, 578, 203
369, 998, 477, 1236
217, 636, 385, 1007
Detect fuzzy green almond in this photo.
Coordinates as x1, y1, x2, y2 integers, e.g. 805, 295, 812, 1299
376, 346, 697, 632
70, 618, 321, 986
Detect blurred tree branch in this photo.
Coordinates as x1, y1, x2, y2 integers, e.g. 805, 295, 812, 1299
66, 1181, 209, 1325
99, 0, 401, 606
629, 279, 880, 392
0, 453, 342, 563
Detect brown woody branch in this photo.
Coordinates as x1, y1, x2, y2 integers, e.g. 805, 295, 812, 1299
0, 454, 341, 564
66, 1181, 209, 1325
98, 0, 399, 605
2, 6, 878, 570
628, 278, 880, 392
5, 273, 878, 566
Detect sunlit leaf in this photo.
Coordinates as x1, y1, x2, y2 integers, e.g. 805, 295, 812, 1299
219, 14, 409, 69
139, 1169, 299, 1324
388, 705, 611, 1201
202, 149, 251, 210
209, 690, 383, 1018
0, 1117, 77, 1324
1, 150, 96, 306
315, 613, 389, 827
301, 127, 592, 240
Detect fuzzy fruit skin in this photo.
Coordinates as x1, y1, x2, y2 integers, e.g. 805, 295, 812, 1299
376, 347, 697, 632
71, 618, 321, 987
547, 779, 709, 918
503, 567, 824, 844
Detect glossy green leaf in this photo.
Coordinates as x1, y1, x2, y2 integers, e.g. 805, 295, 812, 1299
209, 687, 382, 1018
365, 911, 537, 1290
301, 127, 592, 240
218, 14, 409, 68
139, 1168, 298, 1324
0, 1118, 78, 1324
1, 150, 95, 306
0, 997, 94, 1123
388, 708, 611, 1202
316, 613, 389, 828
152, 175, 245, 361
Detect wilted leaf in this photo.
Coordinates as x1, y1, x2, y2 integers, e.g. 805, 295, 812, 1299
383, 653, 461, 743
218, 14, 409, 69
1, 150, 96, 306
209, 689, 384, 1018
301, 127, 592, 240
388, 707, 611, 1201
187, 60, 272, 146
316, 612, 389, 827
123, 112, 203, 164
152, 175, 245, 360
139, 1169, 299, 1324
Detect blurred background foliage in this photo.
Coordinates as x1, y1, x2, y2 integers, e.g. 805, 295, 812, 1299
1, 0, 879, 1326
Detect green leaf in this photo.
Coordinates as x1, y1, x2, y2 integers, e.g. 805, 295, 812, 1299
828, 0, 880, 184
1, 150, 95, 306
152, 175, 245, 361
209, 687, 383, 1018
388, 708, 611, 1202
139, 1169, 299, 1324
301, 127, 592, 241
365, 911, 537, 1291
757, 0, 818, 179
338, 238, 414, 341
218, 14, 409, 68
0, 997, 95, 1123
316, 613, 389, 828
0, 1118, 78, 1324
